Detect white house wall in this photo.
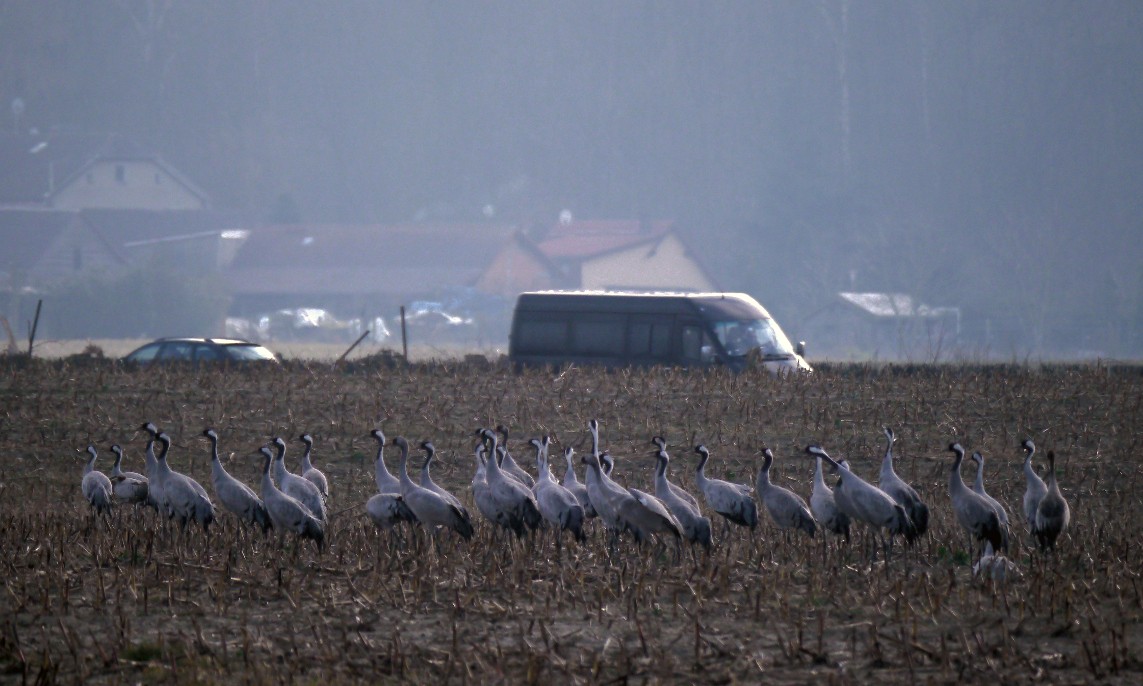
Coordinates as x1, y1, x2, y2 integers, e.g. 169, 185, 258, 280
580, 234, 714, 291
51, 161, 207, 210
28, 219, 124, 286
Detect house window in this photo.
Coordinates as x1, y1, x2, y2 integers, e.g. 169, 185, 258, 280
115, 165, 125, 184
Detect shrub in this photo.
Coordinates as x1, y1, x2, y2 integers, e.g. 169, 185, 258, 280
42, 267, 230, 339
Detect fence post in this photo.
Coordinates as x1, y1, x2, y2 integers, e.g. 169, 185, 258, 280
27, 299, 42, 356
400, 306, 408, 364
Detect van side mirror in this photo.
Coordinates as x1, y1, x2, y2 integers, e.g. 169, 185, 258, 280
795, 341, 806, 357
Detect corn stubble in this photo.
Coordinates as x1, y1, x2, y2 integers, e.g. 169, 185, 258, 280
0, 359, 1141, 684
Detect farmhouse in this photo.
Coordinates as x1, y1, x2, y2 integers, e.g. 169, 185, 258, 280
0, 131, 211, 211
81, 209, 253, 273
0, 209, 126, 292
531, 218, 716, 292
804, 291, 961, 360
223, 223, 530, 317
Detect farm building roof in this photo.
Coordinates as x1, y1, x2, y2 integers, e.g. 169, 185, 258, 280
81, 209, 253, 249
225, 223, 521, 297
839, 292, 948, 318
0, 131, 211, 207
535, 219, 674, 260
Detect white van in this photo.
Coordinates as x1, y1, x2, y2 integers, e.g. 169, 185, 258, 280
508, 291, 811, 373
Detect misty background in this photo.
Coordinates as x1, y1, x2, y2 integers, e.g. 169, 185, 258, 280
2, 1, 1141, 360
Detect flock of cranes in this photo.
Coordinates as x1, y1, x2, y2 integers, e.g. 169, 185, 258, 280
78, 420, 1072, 571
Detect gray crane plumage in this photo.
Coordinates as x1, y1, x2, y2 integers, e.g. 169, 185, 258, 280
585, 420, 681, 544
973, 541, 1020, 582
970, 451, 1010, 528
394, 436, 474, 540
81, 445, 113, 515
478, 429, 541, 536
1033, 451, 1070, 551
258, 447, 324, 547
581, 446, 671, 544
653, 446, 712, 549
109, 444, 149, 507
495, 425, 535, 489
366, 491, 416, 531
419, 441, 468, 517
693, 444, 758, 529
810, 453, 850, 540
298, 433, 330, 500
623, 485, 684, 542
470, 442, 510, 531
1021, 439, 1048, 530
271, 437, 327, 522
561, 447, 596, 519
530, 437, 587, 543
370, 429, 402, 495
140, 423, 166, 514
205, 429, 271, 533
365, 432, 415, 529
155, 433, 215, 532
877, 427, 930, 538
652, 437, 702, 512
947, 443, 1006, 553
756, 448, 816, 537
806, 445, 917, 547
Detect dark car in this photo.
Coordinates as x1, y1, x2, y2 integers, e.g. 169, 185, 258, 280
123, 337, 279, 364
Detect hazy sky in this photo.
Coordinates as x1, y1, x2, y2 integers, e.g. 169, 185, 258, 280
2, 1, 1141, 356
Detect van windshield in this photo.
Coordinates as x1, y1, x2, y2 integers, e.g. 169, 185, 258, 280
712, 319, 796, 358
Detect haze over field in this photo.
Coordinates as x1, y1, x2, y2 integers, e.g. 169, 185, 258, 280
2, 1, 1141, 359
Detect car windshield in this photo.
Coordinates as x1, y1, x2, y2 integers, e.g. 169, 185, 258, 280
226, 344, 278, 361
125, 343, 161, 362
712, 319, 796, 357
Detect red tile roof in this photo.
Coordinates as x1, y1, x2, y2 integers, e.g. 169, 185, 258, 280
536, 220, 673, 260
225, 223, 522, 296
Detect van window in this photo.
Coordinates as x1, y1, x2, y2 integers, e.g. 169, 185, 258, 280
682, 325, 715, 364
628, 321, 672, 358
572, 317, 625, 356
516, 320, 568, 354
712, 319, 792, 357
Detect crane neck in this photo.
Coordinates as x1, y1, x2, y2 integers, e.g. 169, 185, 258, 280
972, 458, 986, 491
260, 451, 276, 491
395, 439, 413, 487
485, 438, 503, 477
301, 441, 313, 470
1046, 453, 1058, 488
948, 451, 967, 492
758, 453, 772, 488
880, 446, 896, 479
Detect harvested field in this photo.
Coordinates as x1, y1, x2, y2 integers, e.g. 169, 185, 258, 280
1, 357, 1141, 684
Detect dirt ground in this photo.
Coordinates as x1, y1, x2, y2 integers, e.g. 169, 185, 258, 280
0, 357, 1140, 684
